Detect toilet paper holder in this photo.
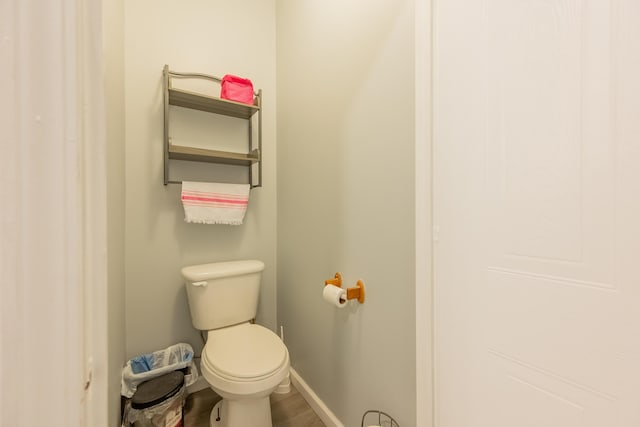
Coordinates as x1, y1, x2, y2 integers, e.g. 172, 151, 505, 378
324, 272, 365, 304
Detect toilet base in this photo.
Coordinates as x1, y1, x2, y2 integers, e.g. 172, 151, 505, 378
209, 397, 273, 427
210, 400, 223, 425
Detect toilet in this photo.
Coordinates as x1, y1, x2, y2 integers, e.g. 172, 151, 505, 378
182, 260, 290, 427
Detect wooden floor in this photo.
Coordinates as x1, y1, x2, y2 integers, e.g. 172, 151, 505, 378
183, 385, 326, 427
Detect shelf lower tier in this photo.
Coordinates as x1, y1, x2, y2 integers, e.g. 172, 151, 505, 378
168, 145, 260, 166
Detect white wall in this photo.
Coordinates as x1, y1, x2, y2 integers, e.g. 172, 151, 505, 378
104, 0, 126, 424
123, 0, 277, 359
276, 2, 417, 426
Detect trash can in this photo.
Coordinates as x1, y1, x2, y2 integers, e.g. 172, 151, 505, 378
128, 371, 186, 427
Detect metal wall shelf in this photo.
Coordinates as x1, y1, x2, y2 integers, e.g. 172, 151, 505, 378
163, 65, 262, 187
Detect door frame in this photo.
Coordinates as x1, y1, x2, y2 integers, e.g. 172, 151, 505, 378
415, 0, 434, 426
0, 0, 108, 425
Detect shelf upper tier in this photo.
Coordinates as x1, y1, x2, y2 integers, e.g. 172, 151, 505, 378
168, 144, 260, 166
167, 87, 259, 119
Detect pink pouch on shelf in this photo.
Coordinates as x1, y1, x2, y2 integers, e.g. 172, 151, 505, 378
220, 74, 254, 105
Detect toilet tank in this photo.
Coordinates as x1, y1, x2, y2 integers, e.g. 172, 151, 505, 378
182, 260, 265, 331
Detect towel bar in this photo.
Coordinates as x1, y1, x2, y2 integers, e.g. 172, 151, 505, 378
166, 180, 260, 189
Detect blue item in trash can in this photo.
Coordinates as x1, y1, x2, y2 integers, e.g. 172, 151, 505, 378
130, 354, 155, 374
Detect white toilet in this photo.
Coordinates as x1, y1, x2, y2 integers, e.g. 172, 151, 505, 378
182, 260, 290, 427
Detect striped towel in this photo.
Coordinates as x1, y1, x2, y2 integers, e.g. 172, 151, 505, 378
181, 181, 250, 225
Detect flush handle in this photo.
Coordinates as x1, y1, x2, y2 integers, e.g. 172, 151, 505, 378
192, 281, 208, 287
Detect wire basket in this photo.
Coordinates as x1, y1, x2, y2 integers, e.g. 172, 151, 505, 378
361, 410, 399, 427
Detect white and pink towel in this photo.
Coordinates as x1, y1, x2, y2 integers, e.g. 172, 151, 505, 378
181, 181, 250, 225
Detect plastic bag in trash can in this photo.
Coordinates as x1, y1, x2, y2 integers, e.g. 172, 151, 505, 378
121, 343, 198, 398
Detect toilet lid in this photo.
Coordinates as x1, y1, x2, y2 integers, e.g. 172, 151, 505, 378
204, 323, 287, 380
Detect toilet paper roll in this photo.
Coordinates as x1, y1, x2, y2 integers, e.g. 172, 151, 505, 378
323, 284, 347, 308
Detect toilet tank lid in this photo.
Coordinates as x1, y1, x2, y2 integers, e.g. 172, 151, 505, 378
181, 260, 265, 282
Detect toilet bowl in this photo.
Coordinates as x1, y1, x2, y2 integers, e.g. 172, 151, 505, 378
201, 323, 290, 427
181, 260, 290, 427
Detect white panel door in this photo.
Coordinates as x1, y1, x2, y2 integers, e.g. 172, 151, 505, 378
434, 1, 640, 426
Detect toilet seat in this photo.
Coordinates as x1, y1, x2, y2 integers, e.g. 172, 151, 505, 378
203, 323, 287, 382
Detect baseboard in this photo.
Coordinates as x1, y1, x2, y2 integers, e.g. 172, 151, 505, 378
290, 368, 344, 427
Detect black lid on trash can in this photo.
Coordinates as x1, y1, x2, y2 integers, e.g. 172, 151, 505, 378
131, 371, 185, 410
